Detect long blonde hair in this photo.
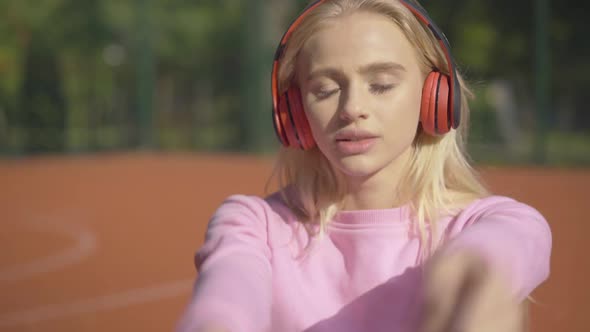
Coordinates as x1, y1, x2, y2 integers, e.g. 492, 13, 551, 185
268, 0, 490, 256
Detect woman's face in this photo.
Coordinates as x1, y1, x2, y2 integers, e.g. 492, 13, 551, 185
297, 11, 425, 181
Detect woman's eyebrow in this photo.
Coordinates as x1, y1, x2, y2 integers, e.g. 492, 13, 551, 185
307, 67, 345, 81
358, 61, 406, 75
307, 61, 406, 81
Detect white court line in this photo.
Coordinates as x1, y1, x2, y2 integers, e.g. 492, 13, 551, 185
0, 218, 97, 282
0, 279, 194, 327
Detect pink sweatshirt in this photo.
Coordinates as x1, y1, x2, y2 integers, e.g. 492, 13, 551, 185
177, 192, 552, 332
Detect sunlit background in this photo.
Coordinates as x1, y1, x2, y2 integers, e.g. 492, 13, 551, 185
0, 0, 588, 163
0, 1, 589, 332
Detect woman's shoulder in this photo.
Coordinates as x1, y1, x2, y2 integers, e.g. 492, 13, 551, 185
461, 194, 544, 217
448, 194, 548, 230
213, 190, 296, 219
209, 191, 306, 249
211, 191, 301, 233
435, 194, 552, 252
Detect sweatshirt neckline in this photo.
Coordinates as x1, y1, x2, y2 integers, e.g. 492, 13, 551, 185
332, 205, 412, 225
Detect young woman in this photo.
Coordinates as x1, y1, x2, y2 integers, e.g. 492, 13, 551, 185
177, 1, 552, 331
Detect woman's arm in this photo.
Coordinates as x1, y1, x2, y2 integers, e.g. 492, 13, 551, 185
176, 195, 273, 332
419, 197, 552, 332
420, 250, 527, 332
441, 197, 552, 299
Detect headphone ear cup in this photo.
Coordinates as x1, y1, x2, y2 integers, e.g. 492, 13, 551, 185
420, 71, 451, 136
273, 95, 289, 147
420, 71, 438, 136
287, 87, 316, 150
278, 91, 299, 148
435, 74, 450, 135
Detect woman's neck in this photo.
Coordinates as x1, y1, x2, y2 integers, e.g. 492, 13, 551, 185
339, 147, 413, 211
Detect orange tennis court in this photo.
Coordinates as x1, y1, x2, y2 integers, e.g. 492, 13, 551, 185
0, 153, 587, 331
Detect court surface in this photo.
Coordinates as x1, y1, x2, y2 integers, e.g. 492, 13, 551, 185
0, 153, 587, 331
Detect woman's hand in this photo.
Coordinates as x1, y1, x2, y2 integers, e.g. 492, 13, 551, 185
420, 251, 525, 332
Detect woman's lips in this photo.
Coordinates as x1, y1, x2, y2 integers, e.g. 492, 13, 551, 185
335, 137, 378, 154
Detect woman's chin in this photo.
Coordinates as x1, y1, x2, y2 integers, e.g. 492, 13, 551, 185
335, 158, 380, 178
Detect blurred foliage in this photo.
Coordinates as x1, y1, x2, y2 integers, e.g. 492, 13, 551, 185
0, 0, 588, 164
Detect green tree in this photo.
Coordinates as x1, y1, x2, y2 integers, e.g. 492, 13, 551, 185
18, 32, 66, 153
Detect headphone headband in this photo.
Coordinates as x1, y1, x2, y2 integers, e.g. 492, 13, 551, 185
399, 0, 461, 128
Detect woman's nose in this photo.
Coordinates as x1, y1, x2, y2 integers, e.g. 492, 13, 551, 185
339, 84, 369, 122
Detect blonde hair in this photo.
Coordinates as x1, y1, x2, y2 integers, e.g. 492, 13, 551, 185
268, 0, 490, 257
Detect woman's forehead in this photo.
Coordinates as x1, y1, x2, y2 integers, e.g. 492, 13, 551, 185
298, 12, 417, 73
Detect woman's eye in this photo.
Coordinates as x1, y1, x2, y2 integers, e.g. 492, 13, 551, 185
315, 88, 339, 100
370, 84, 395, 95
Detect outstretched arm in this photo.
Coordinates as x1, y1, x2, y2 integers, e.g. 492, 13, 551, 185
177, 195, 273, 332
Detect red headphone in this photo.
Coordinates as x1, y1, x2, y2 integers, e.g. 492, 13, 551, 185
271, 0, 462, 150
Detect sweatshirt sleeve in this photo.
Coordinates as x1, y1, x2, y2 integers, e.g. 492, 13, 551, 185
439, 196, 552, 301
176, 195, 272, 332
